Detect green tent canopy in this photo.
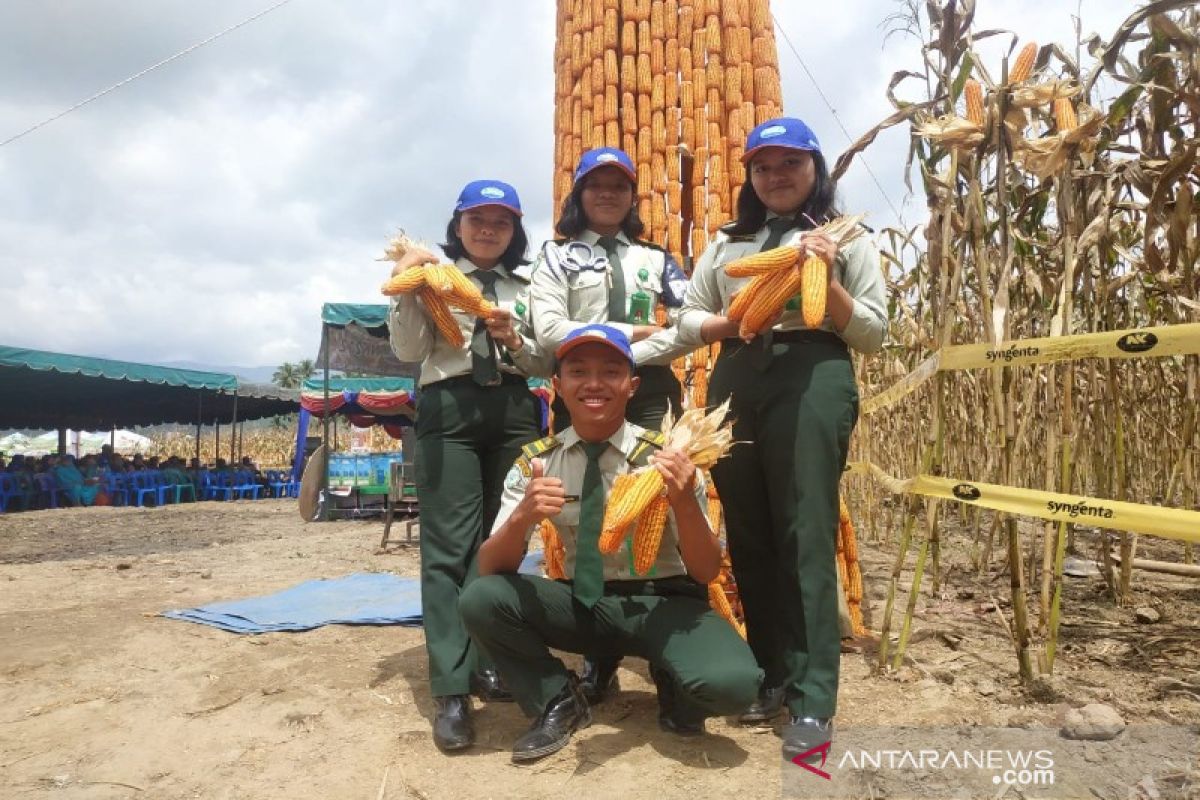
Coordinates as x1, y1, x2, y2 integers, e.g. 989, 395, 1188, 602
0, 345, 298, 430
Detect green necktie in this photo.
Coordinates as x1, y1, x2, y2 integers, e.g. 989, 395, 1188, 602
471, 270, 500, 386
751, 217, 797, 371
573, 440, 609, 608
597, 236, 627, 323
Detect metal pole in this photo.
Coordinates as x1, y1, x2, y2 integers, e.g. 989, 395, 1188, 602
230, 390, 239, 465
195, 394, 203, 465
321, 322, 331, 521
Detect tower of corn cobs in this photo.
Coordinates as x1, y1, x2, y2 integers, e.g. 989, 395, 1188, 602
551, 0, 785, 407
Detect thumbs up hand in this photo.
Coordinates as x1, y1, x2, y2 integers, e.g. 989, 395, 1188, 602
519, 458, 566, 522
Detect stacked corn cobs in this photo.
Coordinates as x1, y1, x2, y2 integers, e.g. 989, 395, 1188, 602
722, 214, 866, 337
552, 0, 783, 261
837, 496, 866, 637
379, 235, 494, 347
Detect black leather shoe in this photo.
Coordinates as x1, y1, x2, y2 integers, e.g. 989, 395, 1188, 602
431, 694, 474, 752
781, 716, 834, 762
511, 674, 592, 763
579, 654, 620, 705
650, 666, 705, 736
738, 685, 786, 725
470, 668, 514, 703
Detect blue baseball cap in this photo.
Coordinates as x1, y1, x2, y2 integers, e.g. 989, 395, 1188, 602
554, 324, 636, 368
742, 117, 822, 163
573, 147, 637, 184
454, 179, 523, 216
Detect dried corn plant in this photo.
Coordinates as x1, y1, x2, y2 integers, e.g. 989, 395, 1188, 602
846, 0, 1199, 681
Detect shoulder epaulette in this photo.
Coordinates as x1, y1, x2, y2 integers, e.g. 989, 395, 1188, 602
627, 429, 665, 466
521, 435, 562, 461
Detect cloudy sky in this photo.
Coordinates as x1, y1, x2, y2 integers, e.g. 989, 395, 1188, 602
0, 0, 1136, 372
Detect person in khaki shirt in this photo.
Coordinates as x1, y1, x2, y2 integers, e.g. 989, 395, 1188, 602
678, 117, 888, 764
387, 179, 553, 753
528, 146, 696, 706
459, 325, 761, 764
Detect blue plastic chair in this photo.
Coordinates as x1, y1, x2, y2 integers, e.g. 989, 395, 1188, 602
105, 473, 130, 507
233, 470, 263, 500
35, 473, 65, 509
0, 474, 23, 512
204, 471, 235, 501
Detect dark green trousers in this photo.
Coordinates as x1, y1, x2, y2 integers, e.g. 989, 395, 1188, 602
707, 334, 858, 719
551, 364, 682, 433
415, 375, 543, 697
459, 574, 762, 717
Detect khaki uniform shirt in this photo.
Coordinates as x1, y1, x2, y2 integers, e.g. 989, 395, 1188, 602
492, 421, 707, 581
389, 258, 554, 386
529, 230, 696, 366
678, 219, 888, 355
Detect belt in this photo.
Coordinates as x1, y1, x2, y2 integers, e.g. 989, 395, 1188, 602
560, 575, 707, 601
424, 372, 527, 390
722, 329, 845, 348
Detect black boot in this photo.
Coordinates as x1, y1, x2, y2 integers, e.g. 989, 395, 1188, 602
781, 716, 834, 762
650, 666, 706, 736
511, 674, 592, 763
579, 654, 620, 705
431, 694, 474, 752
469, 668, 514, 702
738, 685, 785, 725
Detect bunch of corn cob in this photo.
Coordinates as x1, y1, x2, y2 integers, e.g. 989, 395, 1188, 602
598, 399, 735, 570
379, 234, 497, 347
722, 214, 866, 336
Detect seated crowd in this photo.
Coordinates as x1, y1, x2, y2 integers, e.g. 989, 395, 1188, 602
0, 447, 296, 512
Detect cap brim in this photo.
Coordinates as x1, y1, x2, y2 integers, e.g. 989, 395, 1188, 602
575, 162, 637, 184
554, 335, 635, 367
458, 200, 523, 217
741, 141, 820, 163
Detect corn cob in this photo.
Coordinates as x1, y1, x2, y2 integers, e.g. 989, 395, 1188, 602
705, 14, 721, 54
600, 467, 665, 551
540, 519, 567, 580
751, 35, 777, 69
726, 272, 771, 321
739, 267, 800, 338
637, 52, 652, 94
638, 19, 651, 54
622, 19, 636, 55
1054, 98, 1077, 131
631, 495, 669, 574
380, 268, 427, 296
428, 265, 497, 317
597, 473, 640, 553
603, 7, 618, 49
417, 287, 464, 347
724, 245, 800, 277
665, 37, 678, 73
708, 581, 746, 638
963, 79, 985, 126
800, 253, 827, 328
1009, 41, 1037, 83
605, 120, 620, 146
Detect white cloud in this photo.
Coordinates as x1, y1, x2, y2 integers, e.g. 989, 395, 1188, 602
0, 0, 1141, 368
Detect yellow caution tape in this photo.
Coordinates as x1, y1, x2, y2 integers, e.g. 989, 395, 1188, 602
845, 462, 1200, 545
861, 322, 1200, 415
860, 353, 940, 415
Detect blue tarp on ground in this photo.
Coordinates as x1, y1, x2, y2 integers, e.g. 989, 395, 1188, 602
162, 572, 423, 634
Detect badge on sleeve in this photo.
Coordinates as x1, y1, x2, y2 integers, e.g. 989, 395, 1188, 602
505, 464, 527, 490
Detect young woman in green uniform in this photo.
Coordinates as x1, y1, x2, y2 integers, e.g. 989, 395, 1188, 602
677, 117, 887, 761
388, 180, 553, 752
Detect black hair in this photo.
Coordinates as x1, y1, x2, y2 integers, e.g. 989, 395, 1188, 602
554, 171, 645, 239
440, 208, 531, 269
721, 150, 840, 237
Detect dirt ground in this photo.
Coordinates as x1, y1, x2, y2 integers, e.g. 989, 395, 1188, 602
1, 501, 1197, 799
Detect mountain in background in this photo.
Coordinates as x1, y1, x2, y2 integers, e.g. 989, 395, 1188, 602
159, 361, 280, 385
